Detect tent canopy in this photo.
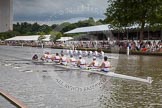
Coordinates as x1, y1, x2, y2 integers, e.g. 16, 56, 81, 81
42, 35, 50, 41
6, 35, 50, 41
57, 37, 73, 42
65, 24, 113, 34
64, 24, 148, 34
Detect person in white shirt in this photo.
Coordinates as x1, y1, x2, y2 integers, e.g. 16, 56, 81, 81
83, 50, 88, 56
74, 49, 78, 56
53, 53, 60, 63
79, 50, 82, 55
99, 56, 111, 72
77, 55, 86, 68
68, 55, 77, 66
93, 51, 98, 56
88, 51, 93, 56
88, 57, 99, 68
69, 49, 73, 56
41, 52, 52, 62
46, 53, 53, 62
60, 50, 64, 55
66, 50, 69, 55
40, 52, 48, 61
100, 50, 104, 57
60, 54, 67, 65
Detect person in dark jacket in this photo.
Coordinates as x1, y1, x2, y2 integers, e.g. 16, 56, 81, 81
32, 54, 38, 61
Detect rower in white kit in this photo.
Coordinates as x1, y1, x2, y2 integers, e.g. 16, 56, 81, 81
68, 55, 77, 66
93, 51, 98, 57
77, 55, 86, 68
88, 51, 93, 56
79, 50, 82, 55
85, 50, 88, 56
88, 57, 99, 68
100, 50, 104, 57
83, 50, 88, 56
73, 49, 78, 56
69, 49, 73, 56
99, 56, 111, 72
46, 52, 53, 62
60, 50, 64, 55
53, 53, 60, 63
40, 52, 48, 61
60, 54, 67, 65
40, 52, 52, 62
66, 49, 69, 55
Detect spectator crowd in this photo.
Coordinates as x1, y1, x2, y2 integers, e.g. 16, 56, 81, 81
69, 40, 162, 53
1, 40, 162, 53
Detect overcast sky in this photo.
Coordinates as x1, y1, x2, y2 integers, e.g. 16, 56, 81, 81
13, 0, 108, 24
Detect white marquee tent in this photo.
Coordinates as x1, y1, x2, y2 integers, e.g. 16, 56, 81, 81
6, 35, 51, 41
64, 24, 143, 34
57, 37, 73, 42
65, 24, 113, 34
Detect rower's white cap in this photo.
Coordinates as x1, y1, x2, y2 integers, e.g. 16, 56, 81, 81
93, 57, 96, 59
79, 55, 82, 58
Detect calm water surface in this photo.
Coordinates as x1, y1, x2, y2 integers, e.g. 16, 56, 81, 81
0, 46, 162, 108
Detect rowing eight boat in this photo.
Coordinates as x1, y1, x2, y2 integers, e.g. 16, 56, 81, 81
32, 60, 153, 84
55, 64, 153, 84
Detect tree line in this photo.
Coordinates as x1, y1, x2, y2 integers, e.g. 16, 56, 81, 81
0, 17, 105, 40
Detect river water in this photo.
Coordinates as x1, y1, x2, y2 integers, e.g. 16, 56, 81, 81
0, 46, 162, 108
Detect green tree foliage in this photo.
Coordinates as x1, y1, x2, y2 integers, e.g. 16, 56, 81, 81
105, 0, 162, 41
60, 17, 97, 33
56, 32, 62, 40
50, 31, 62, 42
3, 17, 105, 40
31, 23, 40, 34
0, 31, 20, 40
38, 32, 46, 42
13, 22, 52, 35
77, 17, 96, 27
50, 31, 56, 42
96, 19, 106, 25
56, 22, 71, 33
39, 24, 52, 34
87, 17, 96, 26
51, 24, 58, 29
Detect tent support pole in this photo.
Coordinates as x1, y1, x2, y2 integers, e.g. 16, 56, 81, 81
148, 28, 149, 41
161, 30, 162, 40
41, 43, 44, 48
